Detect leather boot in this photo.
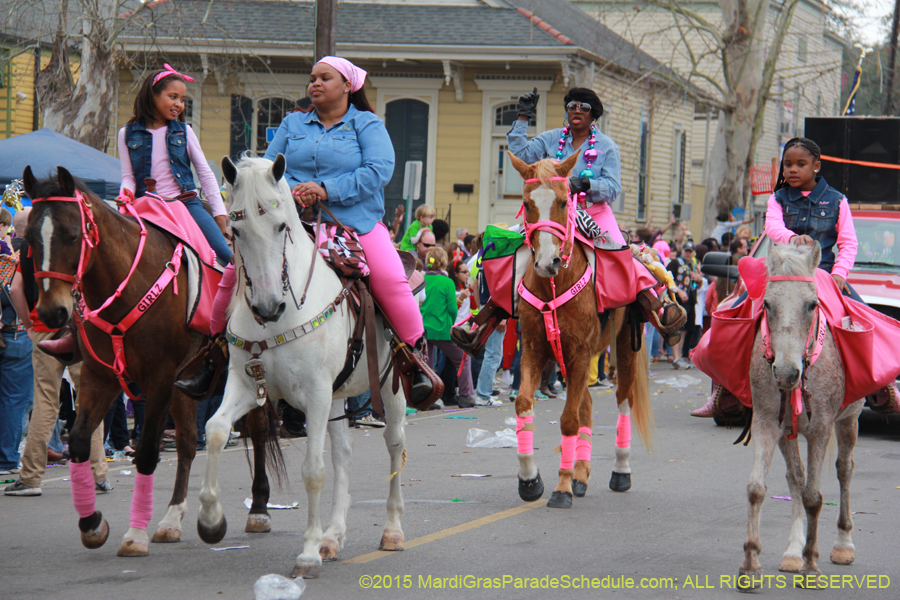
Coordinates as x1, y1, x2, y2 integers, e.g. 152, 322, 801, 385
870, 382, 900, 414
691, 383, 744, 418
391, 336, 444, 410
451, 299, 509, 357
636, 289, 686, 346
175, 334, 228, 400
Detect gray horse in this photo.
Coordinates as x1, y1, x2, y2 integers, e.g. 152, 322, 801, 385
740, 242, 863, 589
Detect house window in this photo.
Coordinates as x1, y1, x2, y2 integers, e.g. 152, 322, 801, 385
384, 99, 429, 225
256, 97, 293, 153
637, 120, 650, 221
230, 94, 253, 159
798, 36, 808, 63
183, 97, 194, 127
495, 103, 535, 127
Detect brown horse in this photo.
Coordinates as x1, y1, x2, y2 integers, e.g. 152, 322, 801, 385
509, 153, 653, 508
21, 166, 235, 556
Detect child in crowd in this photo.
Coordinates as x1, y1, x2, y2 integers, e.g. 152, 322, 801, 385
399, 204, 435, 253
420, 247, 478, 408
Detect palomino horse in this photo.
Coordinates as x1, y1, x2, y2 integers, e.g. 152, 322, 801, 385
741, 242, 863, 587
197, 156, 408, 579
508, 153, 653, 508
22, 167, 205, 556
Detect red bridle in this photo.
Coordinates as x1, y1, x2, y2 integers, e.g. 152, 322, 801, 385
31, 190, 99, 291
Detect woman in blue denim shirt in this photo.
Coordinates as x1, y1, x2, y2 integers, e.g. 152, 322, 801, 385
262, 57, 439, 407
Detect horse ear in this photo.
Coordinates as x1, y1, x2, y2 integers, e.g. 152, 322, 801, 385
22, 165, 37, 198
808, 240, 822, 271
508, 151, 532, 180
222, 156, 237, 186
57, 167, 76, 196
271, 153, 286, 183
558, 151, 580, 177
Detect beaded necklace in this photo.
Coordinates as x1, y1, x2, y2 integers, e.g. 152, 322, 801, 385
556, 123, 598, 178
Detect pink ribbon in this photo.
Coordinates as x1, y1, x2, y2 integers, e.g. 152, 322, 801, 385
316, 56, 367, 93
153, 63, 195, 86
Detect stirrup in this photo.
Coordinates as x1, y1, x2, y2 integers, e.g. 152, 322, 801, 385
645, 302, 686, 346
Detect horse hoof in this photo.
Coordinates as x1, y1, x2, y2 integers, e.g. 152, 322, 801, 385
778, 555, 803, 573
547, 491, 573, 509
609, 471, 631, 492
117, 539, 149, 557
794, 570, 823, 589
379, 529, 404, 551
518, 472, 544, 502
572, 479, 588, 497
80, 519, 110, 550
197, 515, 228, 544
151, 526, 182, 543
320, 538, 339, 561
830, 546, 855, 565
291, 559, 321, 579
245, 513, 272, 534
737, 569, 762, 591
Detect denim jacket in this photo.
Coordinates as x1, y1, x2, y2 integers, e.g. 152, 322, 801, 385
264, 106, 395, 235
507, 119, 622, 206
125, 120, 195, 198
774, 177, 843, 273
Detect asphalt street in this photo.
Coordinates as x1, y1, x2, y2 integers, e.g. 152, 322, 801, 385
2, 366, 898, 600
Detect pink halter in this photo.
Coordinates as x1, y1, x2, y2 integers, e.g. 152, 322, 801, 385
517, 176, 577, 266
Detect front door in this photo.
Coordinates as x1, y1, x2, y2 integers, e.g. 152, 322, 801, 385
489, 139, 525, 227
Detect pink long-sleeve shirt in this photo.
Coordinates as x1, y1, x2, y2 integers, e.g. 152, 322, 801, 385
117, 124, 226, 218
765, 192, 858, 279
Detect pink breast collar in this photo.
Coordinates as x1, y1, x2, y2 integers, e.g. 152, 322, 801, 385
32, 190, 183, 400
760, 275, 827, 440
516, 175, 591, 377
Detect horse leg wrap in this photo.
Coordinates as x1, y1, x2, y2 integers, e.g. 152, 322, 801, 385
129, 473, 155, 530
576, 427, 592, 462
69, 461, 96, 519
559, 434, 578, 470
516, 415, 534, 455
616, 414, 631, 448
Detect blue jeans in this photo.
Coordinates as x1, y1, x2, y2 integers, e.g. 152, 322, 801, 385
182, 197, 232, 264
476, 329, 504, 399
347, 390, 376, 419
0, 332, 34, 470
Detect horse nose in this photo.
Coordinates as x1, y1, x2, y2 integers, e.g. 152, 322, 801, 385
772, 365, 801, 389
251, 302, 286, 323
41, 305, 69, 329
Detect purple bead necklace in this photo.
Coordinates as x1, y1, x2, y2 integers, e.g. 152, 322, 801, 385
556, 123, 598, 178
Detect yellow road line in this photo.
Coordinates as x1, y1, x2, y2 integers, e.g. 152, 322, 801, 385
344, 500, 547, 564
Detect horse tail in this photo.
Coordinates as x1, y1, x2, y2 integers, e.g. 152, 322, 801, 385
239, 401, 288, 488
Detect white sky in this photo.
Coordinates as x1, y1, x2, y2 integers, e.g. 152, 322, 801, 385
856, 0, 893, 45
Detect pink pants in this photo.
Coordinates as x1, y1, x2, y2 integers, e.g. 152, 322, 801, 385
358, 222, 424, 344
585, 202, 626, 246
210, 223, 423, 344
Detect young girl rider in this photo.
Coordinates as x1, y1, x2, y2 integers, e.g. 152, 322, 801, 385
453, 87, 684, 354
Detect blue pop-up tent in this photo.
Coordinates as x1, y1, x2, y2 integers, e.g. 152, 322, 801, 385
0, 128, 121, 200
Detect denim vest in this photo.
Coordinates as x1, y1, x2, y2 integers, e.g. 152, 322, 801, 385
774, 177, 843, 273
124, 120, 195, 197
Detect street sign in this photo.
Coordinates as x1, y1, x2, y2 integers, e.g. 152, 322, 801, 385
266, 127, 279, 144
402, 161, 423, 229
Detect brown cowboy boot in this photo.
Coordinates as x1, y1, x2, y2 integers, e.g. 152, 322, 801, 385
175, 334, 229, 400
691, 383, 743, 418
392, 336, 444, 410
451, 299, 509, 357
636, 289, 686, 346
869, 382, 900, 414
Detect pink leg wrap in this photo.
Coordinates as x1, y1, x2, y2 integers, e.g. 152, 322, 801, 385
210, 263, 236, 335
69, 461, 96, 519
358, 223, 425, 344
576, 426, 592, 462
559, 434, 578, 470
129, 473, 155, 530
616, 414, 632, 448
516, 415, 534, 455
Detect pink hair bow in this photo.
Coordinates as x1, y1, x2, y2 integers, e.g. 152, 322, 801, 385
152, 63, 195, 86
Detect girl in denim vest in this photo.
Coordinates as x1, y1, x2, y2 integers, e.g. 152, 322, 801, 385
117, 65, 231, 265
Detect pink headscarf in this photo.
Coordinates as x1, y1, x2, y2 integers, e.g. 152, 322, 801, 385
315, 56, 367, 93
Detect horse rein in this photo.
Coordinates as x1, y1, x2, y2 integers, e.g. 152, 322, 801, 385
760, 275, 825, 439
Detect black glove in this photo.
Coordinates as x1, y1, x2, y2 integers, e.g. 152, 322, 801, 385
568, 175, 591, 195
517, 87, 540, 119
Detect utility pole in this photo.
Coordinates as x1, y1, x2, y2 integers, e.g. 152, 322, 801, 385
315, 0, 337, 61
883, 0, 900, 115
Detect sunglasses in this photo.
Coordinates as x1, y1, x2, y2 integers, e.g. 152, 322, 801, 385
566, 101, 592, 113
421, 242, 435, 248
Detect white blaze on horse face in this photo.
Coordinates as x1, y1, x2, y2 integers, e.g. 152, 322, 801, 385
40, 213, 53, 292
530, 186, 560, 273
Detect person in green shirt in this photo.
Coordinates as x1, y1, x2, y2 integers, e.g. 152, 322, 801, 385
420, 247, 477, 408
398, 204, 435, 252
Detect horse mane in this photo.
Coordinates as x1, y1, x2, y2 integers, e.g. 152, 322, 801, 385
768, 243, 816, 277
534, 159, 561, 184
228, 154, 297, 239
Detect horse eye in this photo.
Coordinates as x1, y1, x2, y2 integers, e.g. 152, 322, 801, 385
278, 223, 286, 232
808, 301, 817, 312
231, 228, 240, 238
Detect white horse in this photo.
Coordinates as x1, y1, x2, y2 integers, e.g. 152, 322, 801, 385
196, 155, 408, 579
741, 242, 864, 588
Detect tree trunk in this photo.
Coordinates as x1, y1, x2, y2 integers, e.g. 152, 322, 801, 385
35, 0, 117, 152
702, 0, 768, 236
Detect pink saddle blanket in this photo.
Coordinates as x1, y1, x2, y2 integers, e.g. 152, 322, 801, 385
121, 194, 223, 335
692, 264, 900, 408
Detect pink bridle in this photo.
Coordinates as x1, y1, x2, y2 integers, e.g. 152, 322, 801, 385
516, 176, 577, 266
760, 275, 826, 440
